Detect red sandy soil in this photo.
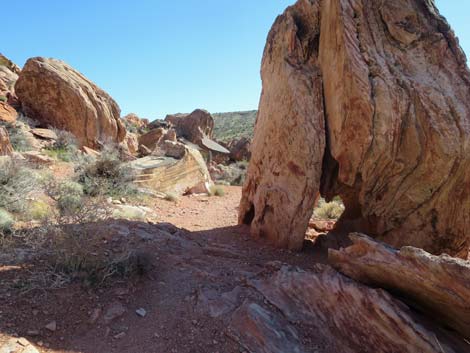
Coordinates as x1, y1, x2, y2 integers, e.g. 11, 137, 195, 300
0, 186, 326, 353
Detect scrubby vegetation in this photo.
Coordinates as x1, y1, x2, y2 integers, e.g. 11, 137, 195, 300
76, 145, 138, 198
0, 158, 38, 213
213, 110, 257, 142
314, 198, 345, 220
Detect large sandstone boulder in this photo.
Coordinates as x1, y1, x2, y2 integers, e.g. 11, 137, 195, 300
131, 145, 213, 195
165, 109, 214, 146
15, 57, 126, 148
0, 127, 13, 156
239, 0, 470, 256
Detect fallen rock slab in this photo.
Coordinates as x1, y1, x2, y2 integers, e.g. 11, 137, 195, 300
329, 233, 470, 339
15, 57, 126, 148
30, 128, 57, 140
131, 145, 213, 195
249, 265, 466, 353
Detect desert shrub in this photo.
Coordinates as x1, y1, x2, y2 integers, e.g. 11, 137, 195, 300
164, 192, 179, 202
0, 159, 38, 213
0, 96, 7, 102
44, 179, 83, 213
209, 185, 225, 197
26, 200, 52, 221
76, 146, 138, 197
0, 209, 14, 233
314, 198, 345, 220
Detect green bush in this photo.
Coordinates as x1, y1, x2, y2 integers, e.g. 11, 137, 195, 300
0, 96, 7, 103
314, 199, 345, 220
0, 209, 14, 233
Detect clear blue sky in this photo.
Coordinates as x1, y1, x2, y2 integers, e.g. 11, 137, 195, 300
3, 0, 468, 120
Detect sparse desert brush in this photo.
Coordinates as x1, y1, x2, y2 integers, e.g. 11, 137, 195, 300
0, 95, 7, 102
2, 122, 33, 152
314, 198, 345, 220
76, 146, 138, 198
209, 185, 225, 197
0, 159, 38, 213
0, 208, 14, 234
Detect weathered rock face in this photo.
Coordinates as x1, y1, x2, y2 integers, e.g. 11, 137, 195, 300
239, 0, 470, 256
0, 127, 13, 156
15, 57, 126, 149
165, 109, 214, 145
329, 233, 470, 339
0, 54, 20, 98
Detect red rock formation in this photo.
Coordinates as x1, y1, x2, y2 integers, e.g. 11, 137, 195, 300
15, 57, 126, 149
239, 0, 470, 256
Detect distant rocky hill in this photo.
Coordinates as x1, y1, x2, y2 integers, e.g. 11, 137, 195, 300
212, 110, 257, 142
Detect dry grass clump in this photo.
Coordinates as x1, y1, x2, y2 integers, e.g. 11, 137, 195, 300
314, 198, 345, 220
209, 185, 225, 197
164, 192, 179, 202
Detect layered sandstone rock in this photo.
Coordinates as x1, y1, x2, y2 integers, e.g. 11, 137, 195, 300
15, 57, 126, 148
131, 145, 213, 195
0, 127, 13, 156
329, 233, 470, 338
239, 0, 470, 256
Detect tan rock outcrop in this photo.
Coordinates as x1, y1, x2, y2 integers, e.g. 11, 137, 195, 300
0, 127, 13, 156
0, 54, 20, 98
15, 57, 126, 148
239, 0, 470, 256
125, 132, 139, 155
329, 233, 470, 338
